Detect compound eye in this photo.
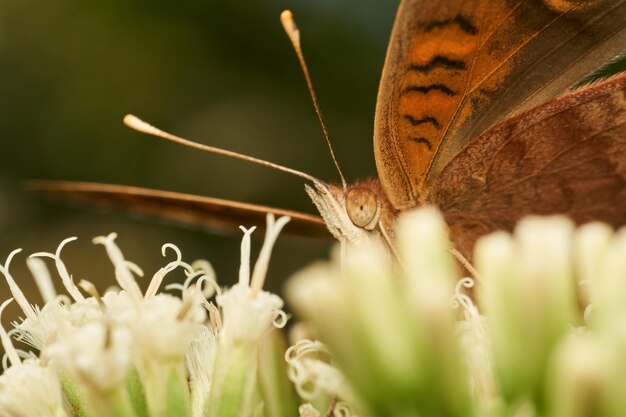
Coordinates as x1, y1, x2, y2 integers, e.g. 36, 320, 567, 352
346, 188, 378, 228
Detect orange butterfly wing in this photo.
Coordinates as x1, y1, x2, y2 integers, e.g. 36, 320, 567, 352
374, 0, 626, 210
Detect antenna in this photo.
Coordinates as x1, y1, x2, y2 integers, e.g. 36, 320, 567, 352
123, 114, 321, 184
280, 10, 348, 191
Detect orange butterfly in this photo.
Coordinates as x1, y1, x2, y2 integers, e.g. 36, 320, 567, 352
30, 0, 626, 262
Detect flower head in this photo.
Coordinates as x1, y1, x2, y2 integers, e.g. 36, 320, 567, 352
0, 214, 297, 417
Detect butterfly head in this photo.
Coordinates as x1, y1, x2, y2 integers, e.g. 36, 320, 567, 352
305, 179, 396, 247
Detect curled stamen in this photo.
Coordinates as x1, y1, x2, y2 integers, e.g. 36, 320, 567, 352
55, 294, 72, 308
166, 270, 221, 302
273, 310, 289, 328
332, 402, 353, 417
191, 260, 218, 298
284, 339, 344, 400
0, 298, 20, 368
2, 348, 35, 371
299, 404, 320, 417
195, 275, 221, 299
31, 237, 85, 302
145, 243, 191, 298
3, 248, 20, 270
451, 277, 479, 319
285, 340, 331, 366
191, 259, 215, 279
173, 270, 207, 293
0, 248, 38, 321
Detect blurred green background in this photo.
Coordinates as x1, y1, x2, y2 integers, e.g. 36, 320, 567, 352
0, 0, 397, 335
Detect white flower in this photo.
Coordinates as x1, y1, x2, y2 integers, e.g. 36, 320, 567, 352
217, 216, 289, 347
287, 207, 474, 417
205, 215, 290, 417
46, 320, 133, 392
0, 299, 67, 417
0, 360, 67, 417
0, 213, 301, 417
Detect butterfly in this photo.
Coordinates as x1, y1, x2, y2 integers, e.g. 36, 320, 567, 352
28, 0, 626, 262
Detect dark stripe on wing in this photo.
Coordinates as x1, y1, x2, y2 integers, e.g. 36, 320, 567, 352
408, 56, 467, 73
423, 15, 478, 35
403, 115, 442, 129
402, 84, 457, 96
411, 137, 433, 150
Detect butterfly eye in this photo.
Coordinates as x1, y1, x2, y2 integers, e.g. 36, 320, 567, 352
346, 188, 379, 229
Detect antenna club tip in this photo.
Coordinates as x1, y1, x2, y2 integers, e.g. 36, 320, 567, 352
280, 9, 300, 43
123, 114, 140, 127
280, 9, 293, 22
123, 114, 154, 135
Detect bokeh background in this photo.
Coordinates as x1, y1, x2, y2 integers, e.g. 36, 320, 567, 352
0, 0, 398, 341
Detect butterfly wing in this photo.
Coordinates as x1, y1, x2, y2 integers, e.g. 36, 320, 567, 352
374, 0, 626, 209
26, 180, 329, 237
430, 73, 626, 260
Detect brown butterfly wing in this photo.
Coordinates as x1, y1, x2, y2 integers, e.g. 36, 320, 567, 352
374, 0, 626, 210
26, 180, 329, 237
430, 73, 626, 260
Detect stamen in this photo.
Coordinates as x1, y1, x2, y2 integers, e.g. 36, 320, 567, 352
207, 302, 222, 333
333, 402, 354, 417
145, 243, 188, 298
93, 233, 143, 302
250, 214, 290, 293
0, 298, 21, 367
273, 310, 289, 328
238, 226, 257, 286
26, 258, 56, 304
451, 277, 479, 320
79, 280, 105, 308
31, 237, 85, 302
190, 260, 217, 298
177, 286, 200, 321
0, 249, 37, 321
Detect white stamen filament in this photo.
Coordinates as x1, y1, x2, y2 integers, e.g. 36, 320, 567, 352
26, 258, 56, 304
93, 233, 143, 302
145, 243, 189, 298
273, 310, 288, 328
451, 277, 479, 319
78, 280, 104, 307
0, 249, 37, 321
239, 226, 256, 286
30, 237, 85, 302
0, 299, 20, 367
251, 215, 290, 293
